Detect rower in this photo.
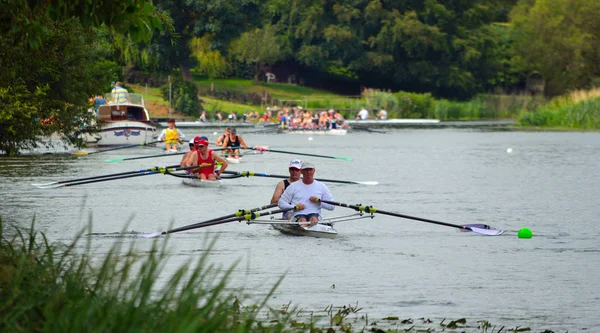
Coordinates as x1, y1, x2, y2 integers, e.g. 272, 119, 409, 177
191, 136, 228, 180
215, 127, 231, 146
222, 128, 247, 159
277, 161, 335, 227
180, 137, 202, 174
270, 159, 303, 219
158, 118, 185, 151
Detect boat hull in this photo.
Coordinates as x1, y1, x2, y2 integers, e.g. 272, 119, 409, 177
98, 121, 157, 147
181, 177, 221, 188
284, 129, 347, 136
272, 223, 338, 238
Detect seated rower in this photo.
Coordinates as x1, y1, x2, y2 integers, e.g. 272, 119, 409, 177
222, 128, 247, 159
158, 118, 185, 151
180, 137, 200, 174
277, 161, 335, 227
189, 136, 228, 180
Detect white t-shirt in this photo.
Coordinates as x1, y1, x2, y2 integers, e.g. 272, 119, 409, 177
278, 180, 335, 215
358, 109, 369, 120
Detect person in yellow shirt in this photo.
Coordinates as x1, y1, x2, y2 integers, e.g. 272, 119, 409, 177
111, 82, 130, 104
158, 118, 186, 151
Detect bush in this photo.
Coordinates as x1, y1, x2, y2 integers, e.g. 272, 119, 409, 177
161, 80, 201, 117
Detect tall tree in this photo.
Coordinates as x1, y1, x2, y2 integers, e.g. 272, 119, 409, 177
510, 0, 600, 95
153, 0, 262, 80
229, 25, 283, 81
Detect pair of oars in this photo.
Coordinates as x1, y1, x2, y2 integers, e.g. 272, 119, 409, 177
137, 199, 504, 238
31, 164, 216, 189
104, 146, 353, 163
220, 170, 378, 186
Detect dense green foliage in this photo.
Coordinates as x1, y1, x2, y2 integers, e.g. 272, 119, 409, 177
511, 0, 600, 96
161, 79, 201, 117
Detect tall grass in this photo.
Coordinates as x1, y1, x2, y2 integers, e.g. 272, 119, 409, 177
518, 97, 600, 129
0, 218, 291, 332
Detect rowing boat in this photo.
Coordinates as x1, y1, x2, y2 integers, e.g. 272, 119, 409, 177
225, 157, 242, 164
283, 128, 347, 136
247, 212, 372, 238
181, 176, 221, 188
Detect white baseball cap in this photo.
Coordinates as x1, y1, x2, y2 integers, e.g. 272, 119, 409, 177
289, 159, 302, 170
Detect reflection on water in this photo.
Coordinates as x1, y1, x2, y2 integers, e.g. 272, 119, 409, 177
1, 129, 600, 332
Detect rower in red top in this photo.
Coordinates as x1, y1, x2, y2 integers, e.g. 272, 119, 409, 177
189, 136, 228, 180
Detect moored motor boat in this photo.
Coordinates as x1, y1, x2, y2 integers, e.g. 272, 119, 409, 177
96, 93, 157, 146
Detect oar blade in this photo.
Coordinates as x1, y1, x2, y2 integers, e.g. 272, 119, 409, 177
137, 232, 163, 238
105, 158, 125, 163
335, 157, 353, 161
354, 181, 378, 185
72, 151, 89, 156
468, 226, 504, 236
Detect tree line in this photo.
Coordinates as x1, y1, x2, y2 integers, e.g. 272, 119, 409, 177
1, 0, 599, 154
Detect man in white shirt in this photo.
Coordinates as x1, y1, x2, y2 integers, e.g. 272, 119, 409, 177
278, 161, 335, 227
356, 107, 369, 120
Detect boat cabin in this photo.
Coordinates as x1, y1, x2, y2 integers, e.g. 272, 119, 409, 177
97, 93, 150, 122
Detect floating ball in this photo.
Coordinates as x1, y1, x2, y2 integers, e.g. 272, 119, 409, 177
518, 227, 532, 239
213, 131, 218, 135
506, 148, 513, 153
308, 137, 314, 141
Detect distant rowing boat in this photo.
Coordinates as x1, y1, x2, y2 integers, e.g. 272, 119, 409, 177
281, 128, 348, 136
346, 119, 440, 126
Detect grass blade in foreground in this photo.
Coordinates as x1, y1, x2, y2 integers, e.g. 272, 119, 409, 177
247, 147, 352, 161
318, 200, 504, 236
221, 170, 377, 185
138, 204, 293, 238
72, 140, 162, 156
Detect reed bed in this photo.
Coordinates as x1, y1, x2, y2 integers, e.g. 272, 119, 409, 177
0, 218, 291, 332
518, 94, 600, 129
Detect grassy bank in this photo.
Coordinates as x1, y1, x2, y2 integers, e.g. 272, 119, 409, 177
129, 79, 535, 121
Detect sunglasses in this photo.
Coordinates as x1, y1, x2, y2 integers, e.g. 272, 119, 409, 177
289, 168, 300, 172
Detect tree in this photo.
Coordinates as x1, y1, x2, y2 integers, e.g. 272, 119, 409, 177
510, 0, 600, 95
152, 0, 262, 81
229, 25, 283, 81
0, 0, 170, 155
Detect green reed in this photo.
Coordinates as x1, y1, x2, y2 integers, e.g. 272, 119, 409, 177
518, 97, 600, 129
0, 218, 290, 332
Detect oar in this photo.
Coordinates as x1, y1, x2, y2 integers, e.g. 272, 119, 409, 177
318, 200, 504, 236
246, 147, 352, 161
33, 164, 213, 189
138, 204, 294, 238
31, 164, 181, 187
220, 170, 378, 185
73, 140, 162, 156
105, 147, 230, 163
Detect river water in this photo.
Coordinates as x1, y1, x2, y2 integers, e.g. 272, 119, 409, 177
1, 128, 599, 332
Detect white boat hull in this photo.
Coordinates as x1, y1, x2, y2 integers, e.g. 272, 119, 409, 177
225, 157, 242, 164
284, 129, 347, 136
272, 223, 338, 238
98, 121, 157, 147
181, 177, 221, 188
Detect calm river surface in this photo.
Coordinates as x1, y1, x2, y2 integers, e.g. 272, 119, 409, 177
1, 128, 599, 332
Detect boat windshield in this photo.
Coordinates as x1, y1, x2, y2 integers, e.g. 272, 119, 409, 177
104, 93, 145, 107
